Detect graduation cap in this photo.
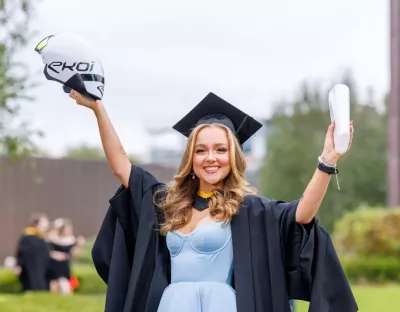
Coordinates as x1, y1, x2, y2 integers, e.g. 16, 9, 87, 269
173, 92, 263, 145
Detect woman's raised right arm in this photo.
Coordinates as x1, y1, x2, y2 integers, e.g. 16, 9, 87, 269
69, 91, 131, 188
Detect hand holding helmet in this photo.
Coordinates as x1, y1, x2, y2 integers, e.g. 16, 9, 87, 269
34, 32, 105, 101
69, 89, 100, 111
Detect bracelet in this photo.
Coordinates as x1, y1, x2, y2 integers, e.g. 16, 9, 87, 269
317, 156, 341, 190
318, 156, 336, 167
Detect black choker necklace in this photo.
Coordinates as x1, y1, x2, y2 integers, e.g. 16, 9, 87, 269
193, 191, 214, 211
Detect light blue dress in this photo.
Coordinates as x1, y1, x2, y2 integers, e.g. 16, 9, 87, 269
157, 220, 236, 312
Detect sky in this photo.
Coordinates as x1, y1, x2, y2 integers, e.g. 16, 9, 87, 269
15, 0, 389, 158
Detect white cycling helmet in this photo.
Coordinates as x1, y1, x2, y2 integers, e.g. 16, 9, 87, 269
34, 32, 105, 100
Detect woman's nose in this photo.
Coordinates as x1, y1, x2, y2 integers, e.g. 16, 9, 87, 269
206, 152, 216, 162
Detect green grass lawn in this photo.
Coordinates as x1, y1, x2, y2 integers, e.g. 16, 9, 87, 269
0, 285, 399, 311
295, 285, 400, 311
0, 293, 105, 312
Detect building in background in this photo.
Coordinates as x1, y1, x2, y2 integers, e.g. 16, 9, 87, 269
145, 127, 186, 167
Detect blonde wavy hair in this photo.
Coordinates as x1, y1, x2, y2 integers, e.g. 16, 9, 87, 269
155, 123, 256, 236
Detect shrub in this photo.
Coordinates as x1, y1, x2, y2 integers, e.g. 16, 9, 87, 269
333, 205, 400, 258
332, 206, 400, 284
0, 269, 21, 293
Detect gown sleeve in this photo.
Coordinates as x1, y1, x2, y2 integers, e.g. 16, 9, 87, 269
271, 199, 314, 299
271, 199, 358, 311
91, 185, 126, 284
91, 165, 163, 284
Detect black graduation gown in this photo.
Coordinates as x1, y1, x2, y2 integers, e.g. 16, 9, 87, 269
92, 165, 358, 312
15, 233, 50, 291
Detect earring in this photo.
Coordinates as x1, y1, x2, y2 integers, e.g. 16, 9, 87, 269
190, 172, 196, 180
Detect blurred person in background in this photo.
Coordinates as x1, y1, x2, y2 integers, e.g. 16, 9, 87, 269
14, 213, 50, 292
46, 218, 85, 295
46, 218, 65, 239
46, 217, 66, 293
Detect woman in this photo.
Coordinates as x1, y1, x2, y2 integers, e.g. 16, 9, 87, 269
46, 219, 85, 294
69, 90, 357, 312
46, 218, 65, 293
14, 213, 50, 292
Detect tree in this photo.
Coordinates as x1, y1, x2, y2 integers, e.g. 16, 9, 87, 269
64, 144, 105, 160
0, 0, 43, 158
260, 73, 387, 232
64, 143, 140, 163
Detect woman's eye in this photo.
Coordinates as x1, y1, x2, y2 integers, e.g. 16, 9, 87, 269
195, 148, 227, 154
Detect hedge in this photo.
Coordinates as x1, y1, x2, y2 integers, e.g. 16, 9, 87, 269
74, 236, 96, 266
341, 256, 400, 284
2, 258, 400, 293
0, 264, 106, 294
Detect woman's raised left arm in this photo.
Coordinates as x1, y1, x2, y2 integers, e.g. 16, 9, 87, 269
295, 121, 354, 224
